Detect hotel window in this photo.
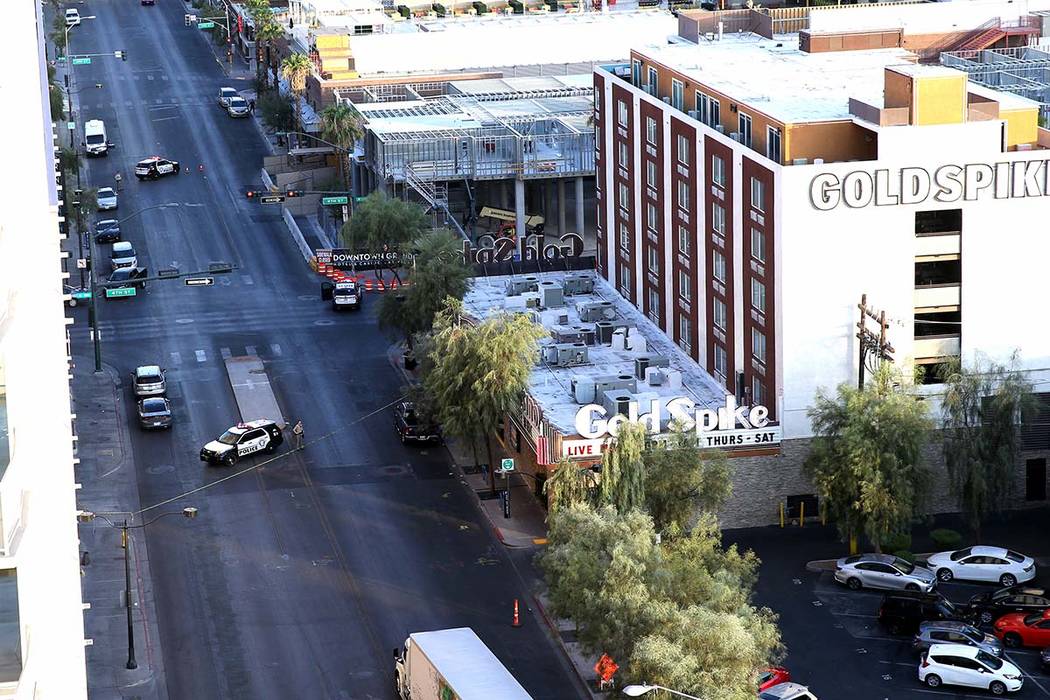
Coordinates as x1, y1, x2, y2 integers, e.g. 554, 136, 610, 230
647, 66, 658, 94
751, 177, 766, 213
618, 142, 628, 167
595, 125, 601, 148
679, 316, 692, 352
697, 91, 709, 125
648, 288, 661, 321
632, 59, 642, 87
711, 202, 725, 235
648, 246, 660, 274
677, 181, 690, 210
619, 221, 630, 250
752, 377, 766, 406
620, 263, 632, 293
738, 113, 752, 147
646, 116, 657, 145
751, 228, 765, 263
751, 278, 766, 314
617, 99, 628, 127
712, 155, 725, 187
714, 344, 727, 380
752, 328, 767, 365
713, 297, 726, 330
672, 79, 684, 110
0, 570, 21, 681
646, 160, 657, 188
678, 269, 691, 301
677, 134, 690, 165
646, 202, 658, 231
767, 126, 782, 163
678, 224, 690, 255
710, 98, 721, 129
712, 250, 726, 283
618, 182, 629, 210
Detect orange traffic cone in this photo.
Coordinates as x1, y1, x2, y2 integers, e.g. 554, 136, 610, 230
512, 599, 522, 628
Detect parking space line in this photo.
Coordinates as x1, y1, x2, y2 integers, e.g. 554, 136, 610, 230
220, 347, 232, 360
912, 689, 1000, 698
195, 350, 206, 363
170, 351, 181, 365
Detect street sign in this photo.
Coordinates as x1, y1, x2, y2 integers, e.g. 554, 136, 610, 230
71, 291, 92, 300
260, 195, 285, 204
184, 277, 214, 287
321, 195, 349, 206
72, 57, 92, 65
105, 287, 136, 298
67, 122, 75, 131
76, 258, 87, 269
499, 458, 515, 473
197, 21, 215, 29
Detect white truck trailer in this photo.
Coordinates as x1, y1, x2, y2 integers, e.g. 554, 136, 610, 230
394, 627, 533, 700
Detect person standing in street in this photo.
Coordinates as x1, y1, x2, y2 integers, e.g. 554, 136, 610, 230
114, 171, 123, 191
292, 419, 304, 450
248, 98, 256, 113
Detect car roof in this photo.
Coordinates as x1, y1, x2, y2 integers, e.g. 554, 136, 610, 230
229, 96, 247, 102
760, 682, 812, 699
97, 219, 118, 225
229, 419, 276, 433
845, 553, 896, 565
113, 241, 133, 251
220, 87, 237, 94
98, 187, 115, 195
919, 620, 973, 632
135, 365, 162, 375
928, 643, 982, 658
141, 396, 169, 407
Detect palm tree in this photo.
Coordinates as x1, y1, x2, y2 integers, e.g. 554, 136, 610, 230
319, 103, 364, 190
246, 0, 284, 90
280, 53, 312, 135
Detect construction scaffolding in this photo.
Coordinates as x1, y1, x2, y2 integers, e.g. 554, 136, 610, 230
942, 44, 1050, 119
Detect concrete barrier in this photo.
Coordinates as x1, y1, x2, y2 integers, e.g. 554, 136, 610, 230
282, 208, 315, 264
224, 356, 285, 429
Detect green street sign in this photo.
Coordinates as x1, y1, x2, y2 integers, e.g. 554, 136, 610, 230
72, 57, 92, 65
67, 122, 76, 130
322, 196, 349, 206
499, 458, 515, 473
105, 287, 136, 298
71, 291, 92, 300
197, 21, 215, 29
353, 196, 367, 203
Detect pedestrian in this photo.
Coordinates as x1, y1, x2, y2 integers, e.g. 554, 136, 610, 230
249, 98, 256, 113
114, 171, 123, 191
292, 419, 304, 450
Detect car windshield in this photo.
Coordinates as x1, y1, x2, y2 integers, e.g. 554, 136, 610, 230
1024, 612, 1044, 625
334, 287, 355, 296
218, 430, 241, 445
949, 548, 972, 561
112, 247, 134, 259
99, 189, 114, 198
1006, 550, 1025, 563
109, 269, 131, 281
141, 398, 167, 413
893, 557, 916, 574
136, 373, 161, 384
230, 98, 246, 106
98, 221, 117, 230
86, 134, 104, 144
976, 650, 1003, 670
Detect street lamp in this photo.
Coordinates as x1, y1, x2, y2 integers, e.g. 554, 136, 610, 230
77, 507, 198, 670
64, 15, 97, 140
622, 684, 702, 700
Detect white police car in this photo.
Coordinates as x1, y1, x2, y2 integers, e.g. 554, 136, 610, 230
199, 419, 283, 465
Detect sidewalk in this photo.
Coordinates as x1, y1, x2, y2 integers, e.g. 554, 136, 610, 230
73, 357, 167, 700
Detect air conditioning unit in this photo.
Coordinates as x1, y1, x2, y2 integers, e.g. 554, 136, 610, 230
813, 158, 824, 165
562, 274, 595, 295
540, 343, 559, 365
552, 325, 586, 344
523, 292, 541, 308
627, 332, 648, 353
506, 278, 534, 296
576, 325, 597, 346
730, 132, 742, 142
595, 320, 615, 344
687, 110, 698, 119
645, 366, 665, 386
611, 329, 627, 351
538, 281, 565, 308
715, 125, 725, 134
634, 353, 670, 380
602, 389, 633, 417
554, 342, 589, 367
578, 300, 615, 322
662, 96, 671, 104
595, 374, 637, 396
665, 369, 683, 390
572, 377, 596, 404
792, 158, 808, 166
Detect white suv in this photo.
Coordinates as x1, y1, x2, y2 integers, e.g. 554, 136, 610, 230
759, 683, 818, 700
919, 643, 1023, 695
65, 8, 80, 26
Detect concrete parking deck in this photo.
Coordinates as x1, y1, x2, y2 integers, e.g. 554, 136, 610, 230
224, 356, 285, 428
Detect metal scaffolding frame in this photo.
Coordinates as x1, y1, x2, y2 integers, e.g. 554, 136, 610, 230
942, 45, 1050, 116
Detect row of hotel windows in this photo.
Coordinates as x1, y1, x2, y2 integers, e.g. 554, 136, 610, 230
615, 154, 768, 215
619, 223, 768, 285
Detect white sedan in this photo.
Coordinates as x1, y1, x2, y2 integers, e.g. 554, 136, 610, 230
926, 546, 1036, 587
97, 187, 118, 211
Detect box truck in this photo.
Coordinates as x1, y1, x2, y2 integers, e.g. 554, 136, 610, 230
394, 627, 533, 700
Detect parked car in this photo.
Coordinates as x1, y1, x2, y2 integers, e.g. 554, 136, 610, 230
926, 547, 1036, 587
918, 643, 1023, 695
393, 401, 442, 445
134, 156, 180, 179
879, 591, 967, 636
758, 682, 817, 700
131, 365, 166, 397
968, 585, 1050, 625
757, 667, 790, 692
200, 419, 283, 465
96, 187, 118, 211
834, 553, 936, 592
94, 219, 121, 243
226, 96, 250, 117
217, 87, 239, 108
137, 397, 172, 429
110, 241, 137, 270
993, 609, 1050, 648
106, 266, 147, 292
913, 621, 1004, 657
65, 8, 80, 26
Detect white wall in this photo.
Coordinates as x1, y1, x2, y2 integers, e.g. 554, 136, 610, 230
809, 0, 1050, 34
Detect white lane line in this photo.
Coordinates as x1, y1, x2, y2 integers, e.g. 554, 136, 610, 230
270, 344, 282, 356
241, 274, 254, 286
245, 345, 257, 356
170, 351, 181, 365
147, 75, 154, 81
151, 116, 179, 122
220, 347, 232, 360
195, 349, 206, 363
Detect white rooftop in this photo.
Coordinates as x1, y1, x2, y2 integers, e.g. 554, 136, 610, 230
347, 10, 677, 75
301, 0, 387, 15
462, 271, 728, 435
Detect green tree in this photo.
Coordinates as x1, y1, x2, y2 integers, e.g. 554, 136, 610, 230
940, 354, 1035, 540
341, 192, 428, 283
598, 420, 647, 513
377, 229, 471, 342
543, 458, 598, 516
59, 147, 81, 183
424, 298, 547, 490
258, 91, 295, 132
804, 366, 933, 552
280, 52, 312, 132
642, 430, 731, 533
51, 14, 69, 50
319, 103, 363, 189
246, 0, 284, 90
50, 83, 65, 121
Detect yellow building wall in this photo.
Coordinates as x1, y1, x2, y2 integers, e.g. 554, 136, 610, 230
914, 75, 966, 126
1002, 108, 1039, 147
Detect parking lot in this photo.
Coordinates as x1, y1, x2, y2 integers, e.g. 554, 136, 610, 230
727, 512, 1050, 699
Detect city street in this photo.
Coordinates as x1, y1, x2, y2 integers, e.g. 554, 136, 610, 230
66, 3, 580, 698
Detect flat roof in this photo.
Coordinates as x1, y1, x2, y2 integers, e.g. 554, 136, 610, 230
635, 35, 923, 124
347, 10, 677, 76
462, 271, 728, 436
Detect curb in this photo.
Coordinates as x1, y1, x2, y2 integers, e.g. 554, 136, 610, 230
531, 594, 599, 699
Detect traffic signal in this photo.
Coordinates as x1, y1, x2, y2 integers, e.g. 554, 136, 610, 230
114, 50, 127, 61
286, 190, 304, 198
246, 190, 256, 199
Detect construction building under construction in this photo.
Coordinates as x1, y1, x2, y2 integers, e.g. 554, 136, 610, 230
942, 41, 1050, 120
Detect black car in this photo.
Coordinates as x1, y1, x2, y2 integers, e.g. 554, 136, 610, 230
134, 156, 180, 180
137, 397, 172, 429
95, 219, 121, 243
968, 586, 1050, 625
879, 591, 967, 636
394, 401, 442, 445
106, 266, 148, 291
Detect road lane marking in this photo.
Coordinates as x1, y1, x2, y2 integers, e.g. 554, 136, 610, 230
151, 116, 179, 122
220, 347, 232, 360
241, 274, 253, 286
195, 350, 206, 363
245, 345, 257, 356
270, 344, 282, 356
147, 75, 154, 81
170, 351, 181, 365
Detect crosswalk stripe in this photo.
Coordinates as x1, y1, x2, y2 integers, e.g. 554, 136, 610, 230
245, 345, 257, 356
241, 274, 254, 286
195, 350, 207, 363
170, 351, 181, 365
270, 344, 282, 356
220, 347, 232, 359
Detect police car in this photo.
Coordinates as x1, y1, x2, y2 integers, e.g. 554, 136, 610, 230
200, 419, 283, 465
134, 156, 181, 180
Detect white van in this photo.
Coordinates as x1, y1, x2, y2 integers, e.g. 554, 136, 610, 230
85, 120, 108, 157
65, 9, 80, 26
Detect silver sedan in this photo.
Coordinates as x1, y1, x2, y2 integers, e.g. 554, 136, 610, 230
834, 553, 937, 592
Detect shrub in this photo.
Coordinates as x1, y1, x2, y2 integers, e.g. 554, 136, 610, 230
259, 92, 294, 132
892, 550, 915, 564
882, 532, 912, 554
930, 528, 963, 550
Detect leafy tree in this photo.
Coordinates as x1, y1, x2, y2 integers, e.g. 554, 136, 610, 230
341, 192, 428, 283
424, 298, 547, 490
59, 147, 81, 183
642, 430, 731, 533
940, 354, 1035, 539
377, 229, 471, 342
50, 83, 65, 121
319, 103, 363, 190
543, 458, 598, 516
246, 0, 284, 89
804, 366, 933, 552
280, 53, 312, 132
51, 14, 69, 50
259, 91, 294, 132
598, 420, 647, 514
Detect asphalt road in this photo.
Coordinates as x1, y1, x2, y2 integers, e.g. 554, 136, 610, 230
68, 3, 580, 698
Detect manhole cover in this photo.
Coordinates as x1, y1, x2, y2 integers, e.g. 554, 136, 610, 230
147, 464, 175, 475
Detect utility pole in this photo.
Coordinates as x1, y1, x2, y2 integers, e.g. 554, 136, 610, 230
856, 293, 895, 390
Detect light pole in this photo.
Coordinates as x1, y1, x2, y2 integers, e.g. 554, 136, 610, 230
622, 684, 702, 700
64, 15, 97, 145
87, 203, 180, 373
77, 507, 199, 670
282, 130, 358, 204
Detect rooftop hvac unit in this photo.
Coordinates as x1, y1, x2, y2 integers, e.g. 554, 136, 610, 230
524, 275, 540, 288
562, 274, 595, 296
687, 110, 698, 119
645, 366, 664, 386
576, 325, 597, 346
627, 332, 648, 353
602, 390, 633, 418
715, 125, 725, 134
540, 343, 559, 365
662, 96, 671, 104
634, 353, 670, 380
611, 329, 627, 351
578, 300, 615, 322
665, 369, 682, 390
792, 158, 808, 165
595, 374, 637, 396
538, 281, 565, 308
595, 320, 615, 344
813, 158, 824, 165
552, 325, 586, 344
572, 377, 596, 405
522, 292, 541, 308
730, 132, 742, 142
506, 278, 535, 296
554, 342, 589, 367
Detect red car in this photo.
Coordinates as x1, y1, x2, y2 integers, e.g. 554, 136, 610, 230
994, 609, 1050, 648
758, 667, 790, 691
